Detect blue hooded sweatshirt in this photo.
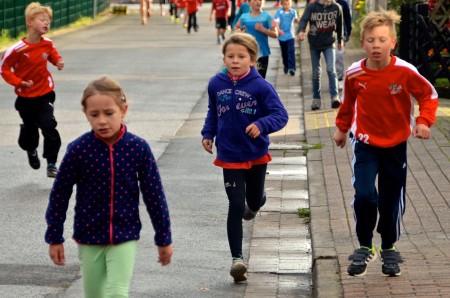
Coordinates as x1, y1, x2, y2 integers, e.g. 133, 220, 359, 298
201, 67, 288, 163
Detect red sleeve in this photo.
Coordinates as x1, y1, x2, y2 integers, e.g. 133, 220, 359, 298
335, 76, 356, 133
407, 71, 439, 127
47, 45, 62, 66
1, 50, 22, 87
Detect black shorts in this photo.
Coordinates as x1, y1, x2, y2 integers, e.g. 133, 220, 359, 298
215, 18, 227, 29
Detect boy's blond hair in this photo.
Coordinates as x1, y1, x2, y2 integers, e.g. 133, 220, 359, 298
25, 2, 53, 20
360, 10, 401, 40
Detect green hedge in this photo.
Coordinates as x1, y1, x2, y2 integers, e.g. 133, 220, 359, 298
1, 0, 110, 38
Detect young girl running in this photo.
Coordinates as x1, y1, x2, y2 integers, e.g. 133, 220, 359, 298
201, 33, 288, 283
45, 76, 173, 297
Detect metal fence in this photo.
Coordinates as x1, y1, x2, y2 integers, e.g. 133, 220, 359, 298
1, 0, 110, 38
399, 3, 450, 84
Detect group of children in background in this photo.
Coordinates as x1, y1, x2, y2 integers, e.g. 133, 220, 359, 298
0, 0, 439, 296
141, 0, 203, 33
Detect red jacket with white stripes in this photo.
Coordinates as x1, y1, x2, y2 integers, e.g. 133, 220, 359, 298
336, 55, 439, 148
1, 37, 61, 98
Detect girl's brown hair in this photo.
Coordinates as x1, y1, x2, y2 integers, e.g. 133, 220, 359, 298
81, 76, 127, 112
222, 33, 259, 63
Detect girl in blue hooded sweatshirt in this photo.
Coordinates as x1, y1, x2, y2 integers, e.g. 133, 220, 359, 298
201, 33, 288, 283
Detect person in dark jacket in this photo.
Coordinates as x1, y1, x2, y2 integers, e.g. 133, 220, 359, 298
336, 0, 352, 81
297, 0, 343, 110
45, 76, 173, 297
201, 33, 288, 283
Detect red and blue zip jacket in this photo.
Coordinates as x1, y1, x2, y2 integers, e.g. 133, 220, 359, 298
45, 126, 172, 247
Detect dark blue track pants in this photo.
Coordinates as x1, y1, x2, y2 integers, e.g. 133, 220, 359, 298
279, 38, 296, 72
351, 135, 407, 249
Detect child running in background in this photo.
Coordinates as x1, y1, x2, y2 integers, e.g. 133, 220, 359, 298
169, 0, 180, 24
210, 0, 230, 44
234, 0, 278, 79
201, 33, 288, 283
0, 2, 64, 178
297, 0, 343, 110
187, 0, 203, 33
231, 0, 250, 30
273, 0, 298, 76
45, 76, 173, 297
159, 0, 166, 16
140, 0, 152, 25
334, 10, 438, 277
335, 0, 352, 82
178, 0, 188, 28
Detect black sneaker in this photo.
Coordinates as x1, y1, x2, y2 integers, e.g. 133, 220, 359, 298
347, 244, 377, 276
243, 193, 266, 221
380, 247, 403, 277
47, 163, 57, 178
230, 257, 247, 283
243, 204, 258, 221
27, 150, 40, 170
331, 96, 340, 109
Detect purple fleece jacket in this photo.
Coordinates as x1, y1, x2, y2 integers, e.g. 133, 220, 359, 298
201, 67, 288, 162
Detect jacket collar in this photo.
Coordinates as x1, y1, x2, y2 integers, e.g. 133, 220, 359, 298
93, 124, 127, 145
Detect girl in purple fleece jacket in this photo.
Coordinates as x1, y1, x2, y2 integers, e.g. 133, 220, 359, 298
201, 33, 288, 283
45, 76, 173, 297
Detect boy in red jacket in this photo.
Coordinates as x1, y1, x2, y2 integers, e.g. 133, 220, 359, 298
1, 2, 64, 178
210, 0, 230, 44
186, 0, 203, 33
334, 10, 438, 277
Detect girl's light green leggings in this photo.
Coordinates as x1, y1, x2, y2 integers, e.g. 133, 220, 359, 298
78, 240, 137, 298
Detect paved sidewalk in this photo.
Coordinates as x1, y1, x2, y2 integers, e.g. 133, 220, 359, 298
299, 36, 450, 297
245, 50, 313, 297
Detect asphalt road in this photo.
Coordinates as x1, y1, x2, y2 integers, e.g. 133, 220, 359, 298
0, 5, 272, 297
